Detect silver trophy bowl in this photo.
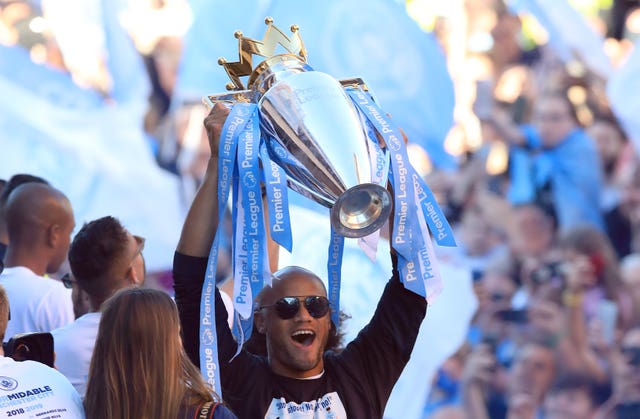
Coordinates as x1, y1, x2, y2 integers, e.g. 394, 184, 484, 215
256, 56, 391, 238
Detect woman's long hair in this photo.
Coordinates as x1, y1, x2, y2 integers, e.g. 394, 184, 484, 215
84, 288, 217, 419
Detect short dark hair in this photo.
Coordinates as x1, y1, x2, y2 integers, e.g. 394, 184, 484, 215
68, 216, 129, 293
0, 174, 49, 208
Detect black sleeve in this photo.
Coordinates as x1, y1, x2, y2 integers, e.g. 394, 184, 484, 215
173, 252, 238, 367
332, 267, 428, 413
173, 251, 265, 397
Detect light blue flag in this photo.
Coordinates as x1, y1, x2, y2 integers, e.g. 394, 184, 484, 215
0, 44, 103, 110
0, 3, 184, 273
175, 0, 456, 168
100, 0, 150, 107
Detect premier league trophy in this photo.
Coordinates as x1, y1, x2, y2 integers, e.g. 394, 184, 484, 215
203, 17, 391, 238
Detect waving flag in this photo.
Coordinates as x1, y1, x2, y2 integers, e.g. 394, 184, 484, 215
0, 0, 184, 272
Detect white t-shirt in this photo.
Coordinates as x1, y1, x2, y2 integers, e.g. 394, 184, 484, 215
51, 313, 101, 398
0, 356, 85, 418
0, 267, 74, 341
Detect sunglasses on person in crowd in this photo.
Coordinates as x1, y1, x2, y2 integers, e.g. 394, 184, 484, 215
61, 273, 75, 289
258, 296, 330, 320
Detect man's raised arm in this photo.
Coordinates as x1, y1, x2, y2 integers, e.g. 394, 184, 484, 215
176, 103, 230, 257
174, 104, 230, 367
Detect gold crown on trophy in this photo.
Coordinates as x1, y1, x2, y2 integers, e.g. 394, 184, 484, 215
218, 17, 307, 91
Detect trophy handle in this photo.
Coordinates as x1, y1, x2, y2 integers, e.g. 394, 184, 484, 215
202, 90, 257, 109
339, 78, 373, 94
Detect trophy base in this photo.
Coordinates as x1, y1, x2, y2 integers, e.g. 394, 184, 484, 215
331, 184, 392, 238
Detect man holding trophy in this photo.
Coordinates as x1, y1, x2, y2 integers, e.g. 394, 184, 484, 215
173, 18, 454, 418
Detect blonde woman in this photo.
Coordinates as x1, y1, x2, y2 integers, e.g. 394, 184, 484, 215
84, 288, 236, 419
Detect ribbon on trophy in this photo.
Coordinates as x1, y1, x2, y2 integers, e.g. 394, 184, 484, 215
357, 123, 390, 262
327, 227, 344, 328
347, 87, 456, 300
232, 109, 269, 353
259, 143, 293, 252
201, 103, 255, 395
201, 100, 301, 387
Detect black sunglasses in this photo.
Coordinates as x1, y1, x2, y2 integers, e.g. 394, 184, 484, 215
259, 296, 330, 320
61, 273, 75, 289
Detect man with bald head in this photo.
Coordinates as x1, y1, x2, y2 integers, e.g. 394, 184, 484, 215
173, 105, 428, 418
0, 173, 49, 262
0, 183, 75, 341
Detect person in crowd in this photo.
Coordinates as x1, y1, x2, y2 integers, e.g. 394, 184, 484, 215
84, 287, 236, 419
508, 203, 557, 263
468, 261, 521, 358
0, 183, 74, 340
492, 91, 605, 233
0, 284, 85, 418
0, 173, 49, 261
620, 254, 640, 326
535, 225, 633, 386
505, 202, 560, 309
423, 261, 521, 416
586, 115, 631, 214
542, 372, 610, 419
172, 104, 428, 418
436, 204, 508, 275
598, 326, 640, 418
558, 225, 633, 332
461, 339, 557, 419
51, 216, 146, 397
607, 165, 640, 258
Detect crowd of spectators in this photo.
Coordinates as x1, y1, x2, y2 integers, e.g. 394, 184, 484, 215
421, 1, 640, 417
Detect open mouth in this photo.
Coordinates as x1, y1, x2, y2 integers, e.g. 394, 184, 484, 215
291, 330, 316, 347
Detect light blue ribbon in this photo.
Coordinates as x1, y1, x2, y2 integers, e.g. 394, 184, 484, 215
347, 88, 455, 246
346, 87, 455, 297
200, 103, 255, 396
327, 226, 344, 328
260, 142, 293, 252
233, 112, 269, 347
